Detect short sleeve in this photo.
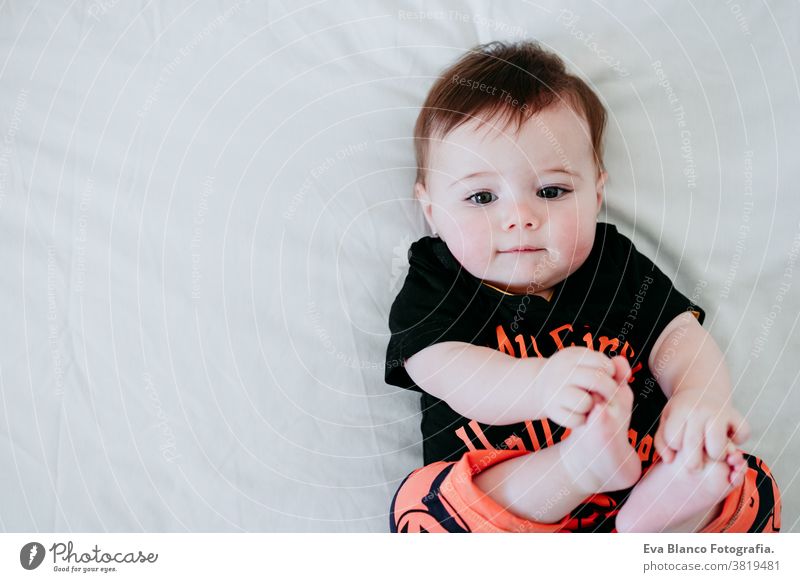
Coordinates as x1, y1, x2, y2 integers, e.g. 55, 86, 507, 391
611, 228, 706, 355
385, 239, 487, 391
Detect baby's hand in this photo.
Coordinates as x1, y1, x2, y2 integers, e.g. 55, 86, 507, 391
654, 390, 751, 468
530, 347, 630, 428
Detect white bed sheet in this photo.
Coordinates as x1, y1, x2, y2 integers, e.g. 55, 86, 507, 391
0, 0, 798, 531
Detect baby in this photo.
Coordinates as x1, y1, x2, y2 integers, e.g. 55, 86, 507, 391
385, 41, 780, 533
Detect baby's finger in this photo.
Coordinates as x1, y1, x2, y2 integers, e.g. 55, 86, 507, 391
573, 367, 617, 401
611, 355, 632, 385
606, 381, 634, 417
561, 388, 594, 415
572, 350, 616, 376
682, 421, 704, 471
660, 414, 686, 458
654, 426, 674, 463
704, 417, 729, 461
728, 411, 751, 445
555, 407, 587, 428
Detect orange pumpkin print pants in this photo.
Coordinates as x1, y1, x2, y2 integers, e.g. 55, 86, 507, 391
390, 449, 780, 533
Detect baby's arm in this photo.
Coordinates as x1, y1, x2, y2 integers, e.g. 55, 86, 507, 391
650, 312, 750, 466
405, 342, 540, 425
405, 342, 617, 426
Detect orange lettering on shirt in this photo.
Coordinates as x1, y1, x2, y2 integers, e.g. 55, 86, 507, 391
550, 324, 574, 350
623, 429, 660, 465
637, 434, 653, 463
621, 341, 634, 359
514, 335, 529, 358
524, 420, 541, 451
541, 418, 556, 447
496, 325, 516, 356
503, 435, 526, 451
468, 419, 493, 449
454, 420, 493, 451
454, 426, 478, 451
651, 448, 662, 465
597, 336, 620, 356
528, 336, 544, 358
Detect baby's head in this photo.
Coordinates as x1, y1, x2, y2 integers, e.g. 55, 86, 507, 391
414, 41, 608, 298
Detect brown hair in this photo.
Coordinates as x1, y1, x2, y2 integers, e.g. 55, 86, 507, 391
414, 41, 607, 186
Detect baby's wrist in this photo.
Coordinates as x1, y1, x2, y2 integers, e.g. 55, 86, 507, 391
513, 356, 547, 416
674, 376, 732, 398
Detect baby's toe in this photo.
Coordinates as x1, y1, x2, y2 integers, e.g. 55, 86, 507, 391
727, 451, 746, 469
726, 449, 744, 465
728, 463, 747, 486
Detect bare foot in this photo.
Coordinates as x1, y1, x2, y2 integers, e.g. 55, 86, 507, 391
559, 356, 642, 495
615, 442, 748, 532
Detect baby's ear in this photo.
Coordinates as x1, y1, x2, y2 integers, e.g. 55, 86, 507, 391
414, 183, 436, 233
595, 170, 607, 213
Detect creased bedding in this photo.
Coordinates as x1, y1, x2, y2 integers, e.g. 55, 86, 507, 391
0, 0, 798, 531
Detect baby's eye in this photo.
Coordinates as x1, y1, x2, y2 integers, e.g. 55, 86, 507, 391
467, 191, 497, 205
537, 186, 570, 199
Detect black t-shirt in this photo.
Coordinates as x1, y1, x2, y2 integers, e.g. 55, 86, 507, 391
385, 222, 704, 530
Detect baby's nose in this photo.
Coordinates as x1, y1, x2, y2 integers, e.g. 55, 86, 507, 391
503, 202, 539, 230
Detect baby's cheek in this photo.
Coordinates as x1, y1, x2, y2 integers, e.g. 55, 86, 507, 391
555, 227, 589, 263
446, 235, 475, 263
576, 231, 597, 264
449, 229, 492, 274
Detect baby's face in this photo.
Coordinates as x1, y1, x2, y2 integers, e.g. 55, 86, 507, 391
416, 102, 606, 297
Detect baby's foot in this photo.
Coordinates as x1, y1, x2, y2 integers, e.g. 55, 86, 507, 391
616, 443, 748, 532
559, 357, 642, 496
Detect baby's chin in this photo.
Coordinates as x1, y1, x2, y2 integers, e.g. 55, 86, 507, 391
476, 271, 558, 295
452, 252, 561, 291
494, 281, 552, 296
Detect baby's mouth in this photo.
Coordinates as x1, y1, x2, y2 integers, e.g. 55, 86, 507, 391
499, 246, 542, 253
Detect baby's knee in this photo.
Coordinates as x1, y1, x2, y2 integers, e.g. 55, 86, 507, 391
390, 461, 466, 533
